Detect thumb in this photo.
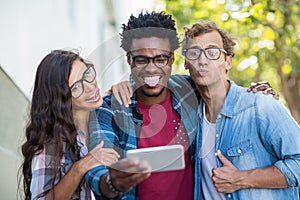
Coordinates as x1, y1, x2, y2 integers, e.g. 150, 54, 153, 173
90, 141, 104, 162
216, 150, 232, 166
90, 141, 104, 154
98, 140, 104, 148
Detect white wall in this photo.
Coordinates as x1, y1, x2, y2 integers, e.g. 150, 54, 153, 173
0, 0, 155, 99
0, 0, 154, 199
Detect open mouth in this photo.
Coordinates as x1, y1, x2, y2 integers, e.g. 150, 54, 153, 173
143, 75, 161, 87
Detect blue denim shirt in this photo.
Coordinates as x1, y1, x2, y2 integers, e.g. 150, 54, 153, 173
194, 80, 300, 200
85, 75, 199, 200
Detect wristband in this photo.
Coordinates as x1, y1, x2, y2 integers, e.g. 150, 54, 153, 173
106, 174, 122, 195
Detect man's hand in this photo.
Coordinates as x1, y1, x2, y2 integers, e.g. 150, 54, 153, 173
110, 81, 133, 107
247, 81, 279, 100
212, 151, 250, 193
108, 158, 151, 193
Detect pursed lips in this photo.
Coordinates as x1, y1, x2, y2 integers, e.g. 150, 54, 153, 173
198, 69, 208, 76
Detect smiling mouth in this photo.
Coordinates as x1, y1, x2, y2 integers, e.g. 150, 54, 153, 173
86, 88, 101, 102
143, 75, 161, 87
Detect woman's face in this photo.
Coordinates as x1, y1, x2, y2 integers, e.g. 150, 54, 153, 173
68, 59, 103, 111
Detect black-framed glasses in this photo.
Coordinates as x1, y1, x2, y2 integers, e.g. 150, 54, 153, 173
70, 63, 96, 98
130, 52, 172, 68
183, 47, 227, 60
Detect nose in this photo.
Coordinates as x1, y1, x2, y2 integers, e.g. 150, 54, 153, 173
144, 59, 157, 71
198, 50, 208, 60
196, 51, 208, 65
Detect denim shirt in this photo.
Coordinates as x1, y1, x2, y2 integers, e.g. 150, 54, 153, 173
194, 80, 300, 200
85, 75, 199, 200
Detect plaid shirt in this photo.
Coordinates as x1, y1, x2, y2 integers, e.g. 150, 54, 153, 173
30, 112, 100, 200
85, 75, 200, 200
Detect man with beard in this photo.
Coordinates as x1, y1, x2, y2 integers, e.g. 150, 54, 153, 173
85, 11, 198, 200
85, 11, 278, 200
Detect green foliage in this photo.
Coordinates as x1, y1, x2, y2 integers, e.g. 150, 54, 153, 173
157, 0, 300, 94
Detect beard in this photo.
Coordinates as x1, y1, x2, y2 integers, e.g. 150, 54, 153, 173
140, 85, 166, 97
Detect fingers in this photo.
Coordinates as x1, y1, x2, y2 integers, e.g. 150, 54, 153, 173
111, 81, 133, 107
109, 171, 151, 193
273, 93, 280, 100
111, 84, 123, 105
108, 158, 151, 192
119, 81, 132, 107
90, 141, 120, 166
248, 81, 270, 93
110, 158, 151, 173
247, 81, 279, 99
100, 149, 120, 166
100, 155, 119, 166
126, 81, 133, 99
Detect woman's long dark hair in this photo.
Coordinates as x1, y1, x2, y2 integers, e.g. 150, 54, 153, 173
21, 50, 83, 199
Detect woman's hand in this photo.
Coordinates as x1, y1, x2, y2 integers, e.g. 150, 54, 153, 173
79, 141, 120, 175
90, 141, 120, 166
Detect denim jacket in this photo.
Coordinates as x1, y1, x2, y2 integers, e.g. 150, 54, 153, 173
194, 80, 300, 200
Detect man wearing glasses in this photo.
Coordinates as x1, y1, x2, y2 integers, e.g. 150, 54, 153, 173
182, 20, 300, 199
85, 11, 280, 200
85, 11, 199, 200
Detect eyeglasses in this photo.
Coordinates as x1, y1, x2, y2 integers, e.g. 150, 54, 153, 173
183, 47, 227, 60
70, 63, 96, 98
130, 52, 171, 68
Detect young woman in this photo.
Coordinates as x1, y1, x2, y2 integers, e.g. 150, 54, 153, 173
21, 50, 119, 200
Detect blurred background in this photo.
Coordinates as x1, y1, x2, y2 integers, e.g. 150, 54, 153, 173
1, 0, 299, 199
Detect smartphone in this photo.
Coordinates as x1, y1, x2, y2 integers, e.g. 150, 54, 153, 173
126, 144, 185, 172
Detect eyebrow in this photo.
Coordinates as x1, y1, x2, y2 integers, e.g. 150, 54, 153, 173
189, 44, 221, 49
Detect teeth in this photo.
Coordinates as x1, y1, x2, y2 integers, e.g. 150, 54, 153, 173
87, 88, 100, 101
144, 76, 160, 87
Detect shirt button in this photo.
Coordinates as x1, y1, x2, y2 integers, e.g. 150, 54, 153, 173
217, 114, 222, 119
227, 194, 232, 198
237, 149, 242, 154
216, 134, 219, 138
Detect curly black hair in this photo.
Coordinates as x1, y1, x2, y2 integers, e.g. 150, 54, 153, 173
120, 11, 179, 52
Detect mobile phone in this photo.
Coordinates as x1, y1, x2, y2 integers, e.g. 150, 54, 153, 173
126, 144, 185, 172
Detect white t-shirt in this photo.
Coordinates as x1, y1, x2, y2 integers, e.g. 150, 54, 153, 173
200, 104, 226, 200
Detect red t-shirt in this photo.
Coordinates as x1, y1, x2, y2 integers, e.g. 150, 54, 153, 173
137, 91, 193, 200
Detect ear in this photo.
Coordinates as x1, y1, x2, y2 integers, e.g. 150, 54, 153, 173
126, 54, 131, 65
170, 52, 175, 64
184, 60, 189, 69
225, 55, 232, 72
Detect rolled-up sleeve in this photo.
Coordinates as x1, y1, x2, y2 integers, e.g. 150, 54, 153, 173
257, 94, 300, 187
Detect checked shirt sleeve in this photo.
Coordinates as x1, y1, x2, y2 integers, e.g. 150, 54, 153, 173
86, 96, 120, 196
